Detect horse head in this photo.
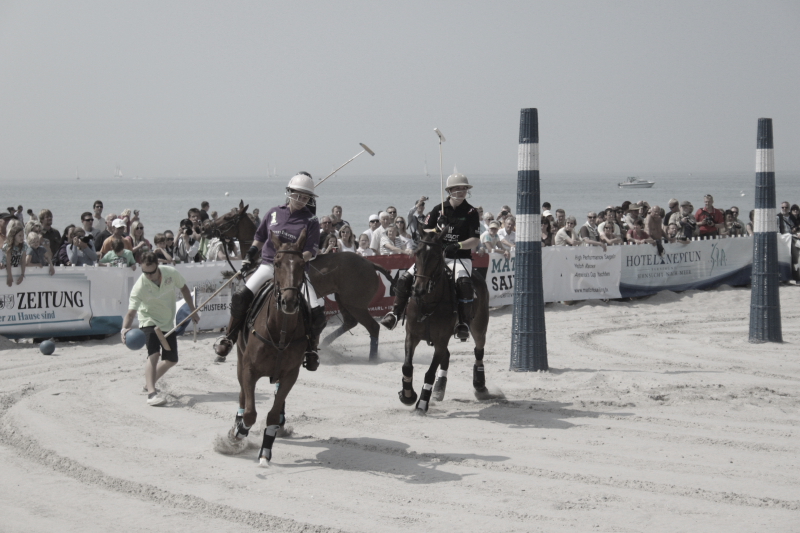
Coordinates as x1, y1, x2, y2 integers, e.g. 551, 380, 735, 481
412, 228, 447, 298
271, 228, 307, 315
203, 200, 254, 244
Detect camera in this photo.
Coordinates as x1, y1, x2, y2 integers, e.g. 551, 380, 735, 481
80, 235, 93, 244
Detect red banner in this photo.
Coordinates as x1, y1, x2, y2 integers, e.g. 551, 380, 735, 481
323, 252, 489, 318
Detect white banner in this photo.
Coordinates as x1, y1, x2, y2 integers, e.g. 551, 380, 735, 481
485, 252, 515, 306
0, 272, 93, 335
542, 248, 622, 301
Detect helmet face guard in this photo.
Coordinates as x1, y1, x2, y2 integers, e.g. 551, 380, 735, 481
285, 188, 316, 208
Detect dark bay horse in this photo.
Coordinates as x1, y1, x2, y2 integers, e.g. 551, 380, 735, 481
205, 201, 391, 360
400, 229, 490, 414
226, 230, 308, 466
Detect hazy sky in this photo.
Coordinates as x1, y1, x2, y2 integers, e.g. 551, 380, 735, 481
1, 1, 799, 180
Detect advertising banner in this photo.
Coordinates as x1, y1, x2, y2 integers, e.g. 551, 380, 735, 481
619, 234, 792, 297
0, 270, 93, 336
542, 248, 622, 302
485, 252, 516, 306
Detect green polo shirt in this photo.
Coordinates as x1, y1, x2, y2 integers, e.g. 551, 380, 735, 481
128, 265, 186, 330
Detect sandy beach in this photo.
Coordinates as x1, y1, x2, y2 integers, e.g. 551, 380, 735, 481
1, 285, 798, 533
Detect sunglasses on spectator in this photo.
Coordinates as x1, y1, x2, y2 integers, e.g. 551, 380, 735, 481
370, 220, 380, 224
142, 268, 159, 278
82, 218, 92, 222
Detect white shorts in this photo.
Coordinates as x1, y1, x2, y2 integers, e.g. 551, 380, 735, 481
406, 258, 472, 280
245, 263, 323, 308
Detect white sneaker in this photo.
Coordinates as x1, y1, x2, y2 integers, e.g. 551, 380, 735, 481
147, 392, 166, 406
142, 387, 160, 394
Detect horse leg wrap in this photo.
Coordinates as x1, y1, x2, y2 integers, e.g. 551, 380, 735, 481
455, 277, 474, 341
473, 363, 486, 391
369, 336, 379, 361
416, 383, 433, 412
402, 365, 413, 379
258, 424, 281, 462
234, 420, 251, 439
432, 370, 448, 402
398, 376, 417, 406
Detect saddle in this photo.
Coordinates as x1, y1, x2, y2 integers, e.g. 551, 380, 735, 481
240, 282, 311, 352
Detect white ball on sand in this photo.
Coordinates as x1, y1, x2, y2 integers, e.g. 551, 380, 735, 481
225, 192, 229, 196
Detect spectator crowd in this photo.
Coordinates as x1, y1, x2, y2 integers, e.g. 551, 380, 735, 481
3, 193, 799, 287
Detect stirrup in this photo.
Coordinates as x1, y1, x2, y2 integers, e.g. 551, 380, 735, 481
214, 335, 233, 356
380, 312, 398, 330
454, 323, 470, 341
303, 351, 319, 371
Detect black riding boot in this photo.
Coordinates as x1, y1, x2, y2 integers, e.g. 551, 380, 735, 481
303, 306, 327, 371
455, 277, 474, 341
380, 272, 413, 330
214, 286, 255, 358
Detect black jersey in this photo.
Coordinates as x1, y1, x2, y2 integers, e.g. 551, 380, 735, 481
424, 199, 480, 259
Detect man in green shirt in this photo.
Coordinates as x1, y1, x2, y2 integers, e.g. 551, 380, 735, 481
121, 252, 198, 406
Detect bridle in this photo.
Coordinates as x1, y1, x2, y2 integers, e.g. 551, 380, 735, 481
413, 239, 446, 296
250, 248, 305, 354
272, 249, 305, 313
207, 211, 252, 273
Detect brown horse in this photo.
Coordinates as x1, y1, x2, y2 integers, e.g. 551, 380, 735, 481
399, 229, 490, 414
205, 201, 391, 360
226, 229, 308, 466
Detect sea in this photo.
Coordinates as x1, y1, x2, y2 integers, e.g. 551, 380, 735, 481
5, 170, 800, 238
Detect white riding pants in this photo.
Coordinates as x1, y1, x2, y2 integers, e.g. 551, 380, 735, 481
406, 258, 472, 280
245, 263, 323, 308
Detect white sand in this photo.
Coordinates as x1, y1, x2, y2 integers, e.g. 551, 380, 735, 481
1, 285, 799, 532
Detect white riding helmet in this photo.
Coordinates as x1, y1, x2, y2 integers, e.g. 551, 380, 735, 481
445, 173, 472, 191
286, 173, 317, 197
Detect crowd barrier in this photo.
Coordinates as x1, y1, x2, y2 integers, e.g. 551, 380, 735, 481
0, 234, 792, 339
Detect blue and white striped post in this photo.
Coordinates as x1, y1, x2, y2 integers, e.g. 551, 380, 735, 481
510, 108, 548, 371
749, 117, 782, 343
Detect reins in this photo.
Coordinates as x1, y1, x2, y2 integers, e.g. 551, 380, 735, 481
250, 248, 306, 353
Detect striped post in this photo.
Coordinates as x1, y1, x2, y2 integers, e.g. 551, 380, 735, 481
749, 118, 782, 343
510, 108, 548, 371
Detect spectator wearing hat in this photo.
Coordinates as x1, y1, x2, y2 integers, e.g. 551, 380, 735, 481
695, 194, 724, 239
482, 220, 510, 257
364, 214, 381, 243
369, 211, 393, 253
663, 199, 681, 230
675, 201, 697, 240
100, 218, 134, 256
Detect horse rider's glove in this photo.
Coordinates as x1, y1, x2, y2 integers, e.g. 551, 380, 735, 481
242, 245, 259, 271
444, 242, 461, 255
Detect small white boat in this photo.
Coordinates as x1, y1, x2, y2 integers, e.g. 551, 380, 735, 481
618, 176, 654, 188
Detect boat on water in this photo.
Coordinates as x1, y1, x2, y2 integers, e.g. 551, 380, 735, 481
618, 176, 654, 188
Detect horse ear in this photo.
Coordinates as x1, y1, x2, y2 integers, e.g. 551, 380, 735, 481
270, 230, 282, 252
241, 203, 249, 214
296, 228, 307, 250
238, 200, 245, 211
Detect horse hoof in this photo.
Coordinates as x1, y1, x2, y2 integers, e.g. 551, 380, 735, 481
432, 377, 447, 401
398, 389, 418, 406
215, 355, 227, 363
413, 408, 427, 416
259, 457, 270, 467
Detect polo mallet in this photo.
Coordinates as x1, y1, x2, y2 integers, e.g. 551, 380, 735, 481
153, 327, 171, 352
315, 143, 375, 188
165, 272, 241, 337
434, 128, 446, 215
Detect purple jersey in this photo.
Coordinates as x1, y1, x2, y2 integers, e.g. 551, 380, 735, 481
254, 204, 320, 265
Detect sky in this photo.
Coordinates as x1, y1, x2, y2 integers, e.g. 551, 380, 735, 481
1, 1, 799, 181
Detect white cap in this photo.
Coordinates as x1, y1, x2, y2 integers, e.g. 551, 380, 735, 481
368, 214, 379, 222
112, 219, 126, 228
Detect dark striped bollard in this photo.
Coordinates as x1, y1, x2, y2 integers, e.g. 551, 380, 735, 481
749, 117, 782, 343
510, 108, 548, 371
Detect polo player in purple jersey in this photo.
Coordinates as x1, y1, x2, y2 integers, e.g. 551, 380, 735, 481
214, 173, 326, 370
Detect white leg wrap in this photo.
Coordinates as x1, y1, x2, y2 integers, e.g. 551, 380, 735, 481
437, 369, 447, 378
265, 424, 280, 437
422, 383, 433, 391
